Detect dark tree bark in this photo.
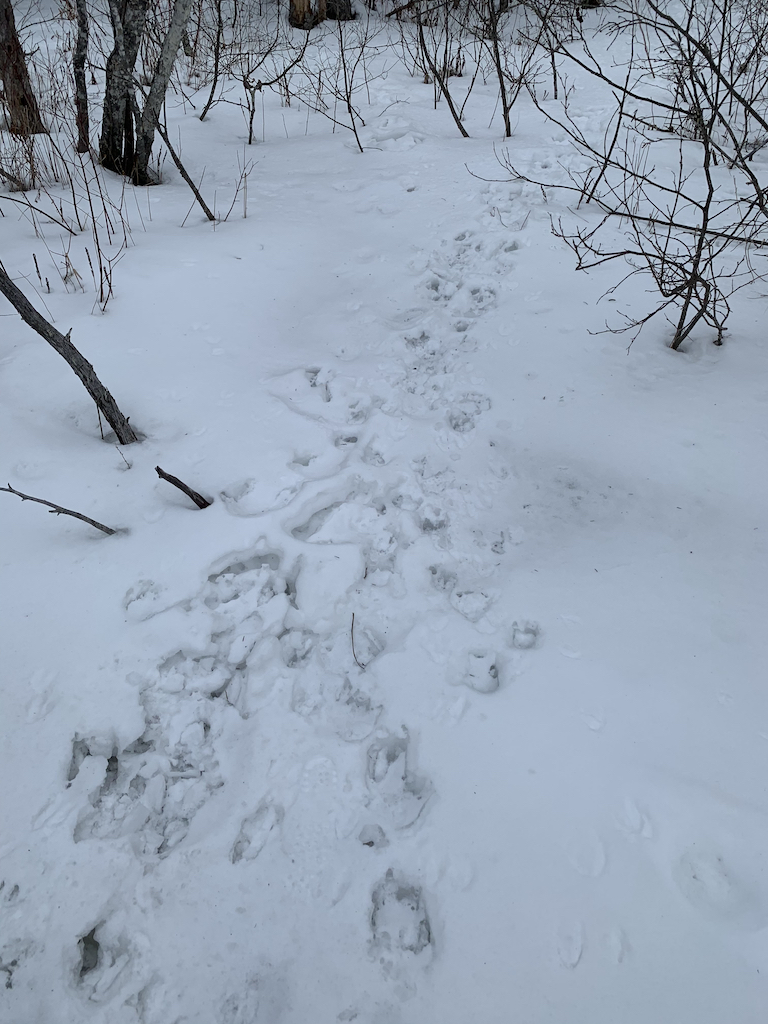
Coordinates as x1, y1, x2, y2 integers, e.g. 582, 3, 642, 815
100, 0, 193, 185
155, 466, 211, 509
326, 0, 355, 21
0, 264, 138, 444
74, 0, 90, 152
99, 0, 147, 176
133, 0, 194, 184
289, 0, 326, 30
0, 0, 46, 136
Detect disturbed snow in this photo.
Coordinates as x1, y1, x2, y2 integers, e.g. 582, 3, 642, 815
2, 21, 768, 1024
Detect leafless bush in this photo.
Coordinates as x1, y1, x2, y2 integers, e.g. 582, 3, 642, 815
288, 13, 388, 150
502, 0, 768, 349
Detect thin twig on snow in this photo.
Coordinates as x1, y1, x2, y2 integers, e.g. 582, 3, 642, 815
1, 483, 117, 535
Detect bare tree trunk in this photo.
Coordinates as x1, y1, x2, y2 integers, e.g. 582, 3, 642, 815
0, 264, 138, 444
418, 21, 470, 137
0, 0, 46, 136
484, 0, 511, 136
289, 0, 326, 30
133, 0, 194, 184
198, 0, 223, 121
74, 0, 90, 152
327, 0, 355, 21
99, 0, 147, 176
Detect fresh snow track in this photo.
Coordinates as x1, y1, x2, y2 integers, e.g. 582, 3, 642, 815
60, 174, 528, 1018
2, 35, 768, 1024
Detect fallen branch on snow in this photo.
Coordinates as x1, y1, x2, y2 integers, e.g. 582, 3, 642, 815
1, 483, 117, 535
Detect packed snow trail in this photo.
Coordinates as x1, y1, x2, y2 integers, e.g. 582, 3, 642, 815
48, 169, 535, 1022
3, 51, 768, 1024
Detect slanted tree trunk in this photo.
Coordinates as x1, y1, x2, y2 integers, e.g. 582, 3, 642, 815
0, 263, 138, 444
0, 0, 46, 136
133, 0, 194, 184
73, 0, 90, 152
289, 0, 326, 30
99, 0, 147, 176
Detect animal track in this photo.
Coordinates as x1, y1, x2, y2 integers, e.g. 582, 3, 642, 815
0, 883, 30, 995
208, 550, 282, 582
556, 921, 584, 969
231, 801, 283, 863
72, 704, 222, 859
287, 477, 383, 545
459, 650, 501, 694
291, 501, 345, 541
269, 367, 373, 426
449, 589, 493, 622
220, 476, 303, 517
429, 564, 458, 593
0, 880, 31, 991
509, 621, 541, 649
68, 546, 292, 860
78, 927, 100, 979
329, 678, 384, 743
616, 798, 652, 840
359, 823, 389, 849
281, 628, 316, 667
122, 579, 164, 621
290, 661, 382, 742
673, 848, 768, 930
446, 392, 491, 433
74, 918, 146, 1005
0, 949, 21, 991
607, 928, 630, 964
370, 870, 433, 962
366, 732, 433, 831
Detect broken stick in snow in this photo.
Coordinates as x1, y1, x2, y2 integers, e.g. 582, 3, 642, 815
1, 483, 117, 535
155, 466, 212, 509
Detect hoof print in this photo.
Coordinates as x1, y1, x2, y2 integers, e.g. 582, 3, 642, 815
509, 620, 541, 649
359, 824, 389, 849
78, 928, 100, 978
231, 801, 283, 864
366, 732, 433, 830
371, 870, 432, 960
462, 649, 500, 694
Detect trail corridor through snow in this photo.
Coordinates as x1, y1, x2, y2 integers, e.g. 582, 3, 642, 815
2, 39, 768, 1024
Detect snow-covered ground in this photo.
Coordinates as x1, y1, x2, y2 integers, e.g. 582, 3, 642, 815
2, 13, 768, 1023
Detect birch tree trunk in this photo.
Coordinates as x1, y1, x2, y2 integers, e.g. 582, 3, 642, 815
133, 0, 194, 185
0, 0, 46, 136
99, 0, 147, 176
73, 0, 90, 152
